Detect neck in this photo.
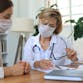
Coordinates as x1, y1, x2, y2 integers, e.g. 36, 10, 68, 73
40, 36, 51, 42
39, 35, 51, 50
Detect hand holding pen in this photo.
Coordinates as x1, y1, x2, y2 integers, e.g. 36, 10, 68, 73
34, 59, 54, 70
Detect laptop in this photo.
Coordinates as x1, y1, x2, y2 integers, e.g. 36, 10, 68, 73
44, 70, 83, 81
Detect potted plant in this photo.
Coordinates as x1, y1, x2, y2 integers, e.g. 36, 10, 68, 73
65, 17, 83, 40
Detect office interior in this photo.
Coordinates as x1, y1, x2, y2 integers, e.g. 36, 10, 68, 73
2, 0, 83, 66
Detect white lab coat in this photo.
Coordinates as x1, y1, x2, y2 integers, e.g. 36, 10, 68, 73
0, 41, 4, 79
0, 67, 4, 79
23, 34, 72, 69
0, 58, 4, 79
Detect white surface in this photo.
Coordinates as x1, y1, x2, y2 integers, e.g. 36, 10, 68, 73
0, 67, 4, 79
33, 66, 76, 73
44, 69, 83, 81
76, 65, 83, 71
44, 75, 83, 81
11, 18, 34, 32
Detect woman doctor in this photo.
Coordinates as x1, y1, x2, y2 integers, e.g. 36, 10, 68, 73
23, 8, 78, 70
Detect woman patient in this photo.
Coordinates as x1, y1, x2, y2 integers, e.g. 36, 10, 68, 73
0, 0, 30, 79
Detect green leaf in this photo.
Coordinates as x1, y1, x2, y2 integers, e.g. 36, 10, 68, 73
65, 20, 76, 23
50, 3, 58, 8
77, 17, 83, 27
33, 25, 39, 36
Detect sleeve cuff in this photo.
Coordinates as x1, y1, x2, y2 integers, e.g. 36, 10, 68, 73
0, 67, 4, 79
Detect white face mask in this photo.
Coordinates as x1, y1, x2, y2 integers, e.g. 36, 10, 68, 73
0, 19, 12, 32
38, 24, 56, 38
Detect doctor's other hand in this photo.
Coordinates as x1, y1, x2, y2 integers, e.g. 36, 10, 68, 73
66, 48, 78, 63
34, 59, 53, 70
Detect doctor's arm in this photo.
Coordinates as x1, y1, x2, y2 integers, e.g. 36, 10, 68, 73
23, 37, 35, 69
63, 38, 78, 64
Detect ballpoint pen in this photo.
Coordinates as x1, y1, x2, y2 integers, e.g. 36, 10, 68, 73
55, 65, 62, 69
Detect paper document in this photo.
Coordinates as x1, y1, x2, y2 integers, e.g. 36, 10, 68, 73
76, 65, 83, 71
33, 66, 76, 73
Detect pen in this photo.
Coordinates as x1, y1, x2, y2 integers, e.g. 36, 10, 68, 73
49, 59, 62, 69
55, 65, 62, 69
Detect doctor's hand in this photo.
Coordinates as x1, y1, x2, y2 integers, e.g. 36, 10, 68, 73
66, 48, 78, 63
34, 59, 53, 70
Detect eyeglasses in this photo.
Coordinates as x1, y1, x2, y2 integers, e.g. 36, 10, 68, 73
50, 54, 67, 60
32, 37, 68, 61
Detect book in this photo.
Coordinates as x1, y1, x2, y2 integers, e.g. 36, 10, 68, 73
44, 70, 83, 81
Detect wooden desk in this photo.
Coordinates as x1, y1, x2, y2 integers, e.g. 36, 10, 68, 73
0, 70, 83, 83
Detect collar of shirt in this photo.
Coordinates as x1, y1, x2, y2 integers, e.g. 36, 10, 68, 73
33, 34, 57, 48
50, 34, 57, 46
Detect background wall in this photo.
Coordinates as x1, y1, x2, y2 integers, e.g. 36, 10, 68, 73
12, 0, 45, 18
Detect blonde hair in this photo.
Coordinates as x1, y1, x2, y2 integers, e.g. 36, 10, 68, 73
37, 8, 62, 34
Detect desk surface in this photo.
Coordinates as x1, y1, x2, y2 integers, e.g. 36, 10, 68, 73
0, 70, 83, 83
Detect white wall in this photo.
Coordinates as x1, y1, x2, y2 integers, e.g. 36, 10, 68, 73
12, 0, 45, 19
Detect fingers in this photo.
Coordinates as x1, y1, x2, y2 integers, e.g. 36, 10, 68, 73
66, 48, 78, 61
24, 63, 31, 74
10, 63, 25, 76
17, 61, 31, 74
66, 48, 76, 57
39, 59, 53, 70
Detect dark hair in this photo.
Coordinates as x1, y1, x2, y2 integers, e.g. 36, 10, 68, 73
0, 0, 13, 13
38, 8, 62, 34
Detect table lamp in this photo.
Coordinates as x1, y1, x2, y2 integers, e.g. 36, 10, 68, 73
11, 18, 34, 64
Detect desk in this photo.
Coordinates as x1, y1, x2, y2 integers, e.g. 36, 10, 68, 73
0, 70, 83, 83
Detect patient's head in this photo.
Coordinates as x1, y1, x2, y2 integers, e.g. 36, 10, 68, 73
0, 0, 13, 32
0, 0, 13, 19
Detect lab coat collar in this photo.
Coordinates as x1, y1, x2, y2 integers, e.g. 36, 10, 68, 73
33, 34, 57, 47
50, 34, 57, 46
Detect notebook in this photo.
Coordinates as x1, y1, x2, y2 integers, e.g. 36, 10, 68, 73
44, 70, 83, 81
